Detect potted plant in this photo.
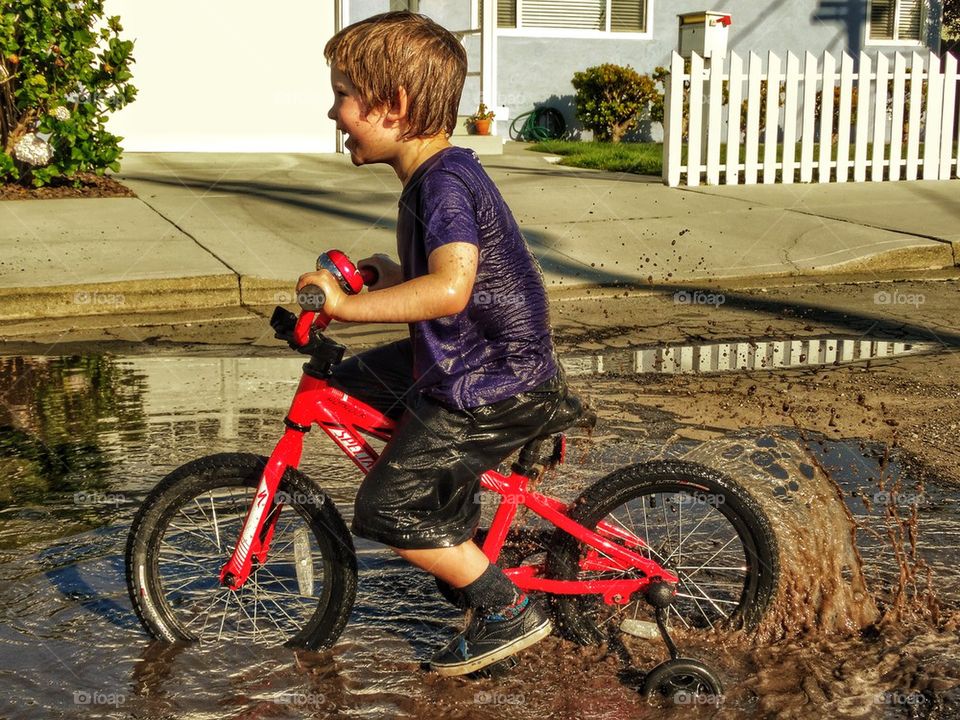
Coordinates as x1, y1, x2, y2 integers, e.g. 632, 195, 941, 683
467, 103, 495, 135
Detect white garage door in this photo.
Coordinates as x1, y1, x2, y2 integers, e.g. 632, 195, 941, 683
105, 1, 336, 152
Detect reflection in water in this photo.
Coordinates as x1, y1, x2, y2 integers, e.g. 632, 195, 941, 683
560, 336, 937, 376
0, 356, 146, 502
0, 354, 957, 719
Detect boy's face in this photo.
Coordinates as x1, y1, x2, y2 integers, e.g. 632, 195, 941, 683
327, 66, 395, 167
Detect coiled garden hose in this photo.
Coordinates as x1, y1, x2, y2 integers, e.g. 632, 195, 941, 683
509, 107, 566, 142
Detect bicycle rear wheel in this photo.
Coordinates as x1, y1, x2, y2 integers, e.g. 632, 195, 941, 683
546, 460, 778, 645
126, 453, 357, 649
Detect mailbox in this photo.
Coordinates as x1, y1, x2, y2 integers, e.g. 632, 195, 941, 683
678, 11, 732, 60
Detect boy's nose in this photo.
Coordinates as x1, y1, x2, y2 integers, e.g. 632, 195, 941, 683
327, 105, 336, 121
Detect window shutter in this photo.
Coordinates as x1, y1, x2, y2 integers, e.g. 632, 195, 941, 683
500, 1, 518, 28
869, 0, 894, 40
896, 0, 922, 40
490, 0, 517, 28
521, 0, 606, 31
610, 0, 645, 32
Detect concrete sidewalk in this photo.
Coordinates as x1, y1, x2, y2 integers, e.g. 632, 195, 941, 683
0, 142, 956, 321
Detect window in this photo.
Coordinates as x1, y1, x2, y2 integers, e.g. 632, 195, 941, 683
490, 0, 649, 34
867, 0, 923, 42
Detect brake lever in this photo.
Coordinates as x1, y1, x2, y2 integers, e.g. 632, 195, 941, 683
270, 306, 298, 343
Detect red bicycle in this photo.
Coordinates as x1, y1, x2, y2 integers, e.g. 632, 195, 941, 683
125, 251, 779, 698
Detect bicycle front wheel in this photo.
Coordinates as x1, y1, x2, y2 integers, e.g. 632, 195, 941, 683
126, 453, 357, 649
546, 460, 779, 645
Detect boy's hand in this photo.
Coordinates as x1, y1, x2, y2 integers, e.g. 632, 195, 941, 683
296, 270, 346, 318
357, 253, 402, 290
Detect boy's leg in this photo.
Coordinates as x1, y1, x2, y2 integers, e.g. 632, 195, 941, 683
394, 540, 531, 622
327, 339, 417, 420
351, 371, 574, 675
392, 541, 490, 589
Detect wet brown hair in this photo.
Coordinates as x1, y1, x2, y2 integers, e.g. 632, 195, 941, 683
324, 11, 467, 140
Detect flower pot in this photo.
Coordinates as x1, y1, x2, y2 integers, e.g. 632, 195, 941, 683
472, 118, 492, 135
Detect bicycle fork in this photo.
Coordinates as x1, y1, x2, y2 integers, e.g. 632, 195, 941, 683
219, 428, 305, 590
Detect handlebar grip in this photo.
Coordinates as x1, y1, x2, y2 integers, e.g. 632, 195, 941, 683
358, 265, 379, 286
297, 284, 326, 312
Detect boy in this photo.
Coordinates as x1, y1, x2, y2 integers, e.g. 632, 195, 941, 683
296, 10, 581, 676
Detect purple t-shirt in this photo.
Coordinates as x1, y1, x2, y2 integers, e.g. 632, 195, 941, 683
397, 146, 557, 409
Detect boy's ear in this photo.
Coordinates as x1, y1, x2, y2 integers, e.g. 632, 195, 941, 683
384, 86, 409, 123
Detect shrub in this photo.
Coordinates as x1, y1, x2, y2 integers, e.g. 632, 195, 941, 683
0, 0, 136, 187
571, 63, 658, 143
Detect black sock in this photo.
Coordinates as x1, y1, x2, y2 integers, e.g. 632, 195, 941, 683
459, 562, 520, 614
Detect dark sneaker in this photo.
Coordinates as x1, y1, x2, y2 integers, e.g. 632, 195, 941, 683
429, 596, 553, 677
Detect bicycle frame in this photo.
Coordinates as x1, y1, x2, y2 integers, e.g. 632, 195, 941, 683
219, 367, 679, 604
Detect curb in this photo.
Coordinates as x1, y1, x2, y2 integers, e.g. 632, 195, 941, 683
0, 274, 239, 322
0, 244, 955, 323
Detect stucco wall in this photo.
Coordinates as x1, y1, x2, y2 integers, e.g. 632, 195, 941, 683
348, 1, 944, 142
495, 0, 945, 140
106, 0, 337, 152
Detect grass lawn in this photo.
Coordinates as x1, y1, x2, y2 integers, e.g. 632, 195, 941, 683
528, 140, 958, 180
529, 140, 663, 175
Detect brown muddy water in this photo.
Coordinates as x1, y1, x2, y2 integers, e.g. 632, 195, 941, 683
0, 354, 958, 719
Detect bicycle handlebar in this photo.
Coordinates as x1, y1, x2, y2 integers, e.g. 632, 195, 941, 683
289, 251, 379, 347
297, 285, 326, 313
358, 265, 379, 286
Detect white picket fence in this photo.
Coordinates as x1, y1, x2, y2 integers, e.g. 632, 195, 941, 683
662, 49, 960, 187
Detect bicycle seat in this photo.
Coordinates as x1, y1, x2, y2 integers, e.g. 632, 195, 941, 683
540, 387, 591, 437
512, 385, 595, 476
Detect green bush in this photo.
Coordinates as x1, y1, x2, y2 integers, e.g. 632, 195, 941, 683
0, 0, 136, 187
571, 63, 658, 143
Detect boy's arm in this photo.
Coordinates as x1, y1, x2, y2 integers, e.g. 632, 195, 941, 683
296, 242, 478, 323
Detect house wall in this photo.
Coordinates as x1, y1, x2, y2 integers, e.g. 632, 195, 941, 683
105, 0, 337, 152
348, 0, 944, 142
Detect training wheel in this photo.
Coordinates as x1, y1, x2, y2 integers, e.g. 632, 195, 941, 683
642, 658, 724, 703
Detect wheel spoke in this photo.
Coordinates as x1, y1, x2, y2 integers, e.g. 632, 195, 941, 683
554, 473, 771, 642
141, 477, 339, 647
674, 592, 739, 606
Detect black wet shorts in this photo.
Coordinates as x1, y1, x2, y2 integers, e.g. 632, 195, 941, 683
328, 339, 573, 550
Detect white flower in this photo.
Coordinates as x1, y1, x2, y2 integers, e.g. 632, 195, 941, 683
50, 106, 70, 121
12, 133, 54, 166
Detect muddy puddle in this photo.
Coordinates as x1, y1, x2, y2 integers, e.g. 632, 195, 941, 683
0, 354, 958, 719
